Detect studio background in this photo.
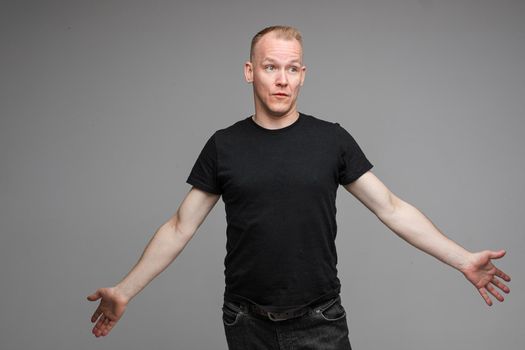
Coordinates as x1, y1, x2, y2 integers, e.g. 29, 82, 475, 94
1, 0, 523, 349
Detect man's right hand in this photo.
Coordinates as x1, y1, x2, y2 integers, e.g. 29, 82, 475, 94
85, 187, 220, 337
87, 287, 129, 337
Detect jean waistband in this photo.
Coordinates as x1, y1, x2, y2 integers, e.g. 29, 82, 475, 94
226, 294, 341, 322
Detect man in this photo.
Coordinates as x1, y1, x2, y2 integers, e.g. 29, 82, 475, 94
87, 26, 511, 349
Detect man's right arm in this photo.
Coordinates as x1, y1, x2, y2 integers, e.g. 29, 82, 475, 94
114, 186, 221, 301
87, 186, 220, 337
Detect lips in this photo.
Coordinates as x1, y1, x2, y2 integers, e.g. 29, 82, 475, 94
273, 93, 289, 97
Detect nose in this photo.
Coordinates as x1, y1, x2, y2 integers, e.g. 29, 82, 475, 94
275, 68, 288, 87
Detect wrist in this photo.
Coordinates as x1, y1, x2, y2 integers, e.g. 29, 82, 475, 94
113, 283, 134, 304
456, 251, 475, 274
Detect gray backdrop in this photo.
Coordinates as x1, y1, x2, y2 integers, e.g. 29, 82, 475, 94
1, 0, 523, 349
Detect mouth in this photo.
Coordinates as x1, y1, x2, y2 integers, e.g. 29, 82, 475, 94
273, 93, 289, 98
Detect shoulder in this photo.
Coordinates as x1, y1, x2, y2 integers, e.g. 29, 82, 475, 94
214, 116, 250, 137
208, 116, 254, 150
308, 115, 364, 149
301, 112, 349, 128
299, 112, 341, 133
300, 113, 357, 145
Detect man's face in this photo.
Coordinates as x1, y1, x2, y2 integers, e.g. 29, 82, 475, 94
244, 33, 306, 117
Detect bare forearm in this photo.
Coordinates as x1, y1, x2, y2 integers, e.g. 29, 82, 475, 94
114, 220, 191, 302
378, 198, 472, 272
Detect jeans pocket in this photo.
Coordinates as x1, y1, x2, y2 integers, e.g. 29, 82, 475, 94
315, 296, 347, 321
222, 301, 243, 326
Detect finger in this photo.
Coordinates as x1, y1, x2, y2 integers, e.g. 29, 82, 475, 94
93, 317, 103, 334
91, 307, 102, 323
495, 269, 511, 282
92, 323, 101, 336
92, 324, 103, 337
98, 318, 109, 336
492, 277, 510, 293
102, 320, 116, 336
486, 284, 504, 302
101, 319, 110, 331
94, 315, 107, 333
101, 318, 116, 336
93, 316, 108, 337
478, 287, 492, 306
489, 250, 506, 259
87, 291, 101, 301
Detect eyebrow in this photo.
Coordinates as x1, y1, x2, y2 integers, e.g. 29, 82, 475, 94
261, 58, 302, 65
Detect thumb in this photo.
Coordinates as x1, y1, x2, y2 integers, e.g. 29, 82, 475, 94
488, 250, 506, 259
87, 290, 102, 301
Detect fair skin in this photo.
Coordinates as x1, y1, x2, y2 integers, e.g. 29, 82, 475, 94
244, 32, 306, 129
87, 31, 510, 338
345, 171, 511, 306
87, 187, 220, 337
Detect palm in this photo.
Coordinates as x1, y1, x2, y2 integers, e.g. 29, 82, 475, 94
461, 250, 511, 306
87, 287, 128, 337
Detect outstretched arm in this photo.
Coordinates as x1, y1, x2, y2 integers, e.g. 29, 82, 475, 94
87, 186, 221, 337
344, 171, 511, 306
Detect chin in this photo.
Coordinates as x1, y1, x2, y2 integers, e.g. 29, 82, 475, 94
268, 104, 291, 114
268, 109, 290, 116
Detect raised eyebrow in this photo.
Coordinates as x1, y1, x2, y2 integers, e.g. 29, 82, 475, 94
262, 58, 302, 65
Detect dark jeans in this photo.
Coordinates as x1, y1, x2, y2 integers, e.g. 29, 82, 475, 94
222, 295, 352, 350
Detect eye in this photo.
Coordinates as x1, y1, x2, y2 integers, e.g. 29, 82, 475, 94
289, 66, 299, 73
264, 65, 275, 72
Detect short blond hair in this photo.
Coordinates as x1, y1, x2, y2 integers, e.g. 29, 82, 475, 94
250, 25, 303, 62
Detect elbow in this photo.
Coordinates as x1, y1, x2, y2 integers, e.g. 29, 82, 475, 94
167, 213, 185, 237
169, 211, 196, 241
377, 191, 402, 223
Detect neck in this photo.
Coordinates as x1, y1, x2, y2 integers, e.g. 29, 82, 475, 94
252, 109, 299, 130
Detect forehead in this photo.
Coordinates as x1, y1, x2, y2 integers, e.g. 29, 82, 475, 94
253, 33, 303, 63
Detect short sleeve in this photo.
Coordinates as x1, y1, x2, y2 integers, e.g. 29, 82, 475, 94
186, 132, 222, 194
335, 123, 374, 185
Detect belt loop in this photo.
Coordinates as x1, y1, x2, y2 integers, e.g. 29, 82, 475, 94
267, 312, 290, 322
315, 295, 340, 313
245, 302, 310, 322
237, 301, 247, 313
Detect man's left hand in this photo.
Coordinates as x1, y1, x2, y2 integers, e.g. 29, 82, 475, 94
461, 250, 511, 306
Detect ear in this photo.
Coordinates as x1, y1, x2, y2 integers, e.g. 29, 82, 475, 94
244, 61, 254, 83
300, 65, 306, 86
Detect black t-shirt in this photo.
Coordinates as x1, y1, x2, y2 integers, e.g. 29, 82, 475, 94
186, 112, 373, 312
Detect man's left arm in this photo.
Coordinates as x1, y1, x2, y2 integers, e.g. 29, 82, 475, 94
344, 171, 511, 306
